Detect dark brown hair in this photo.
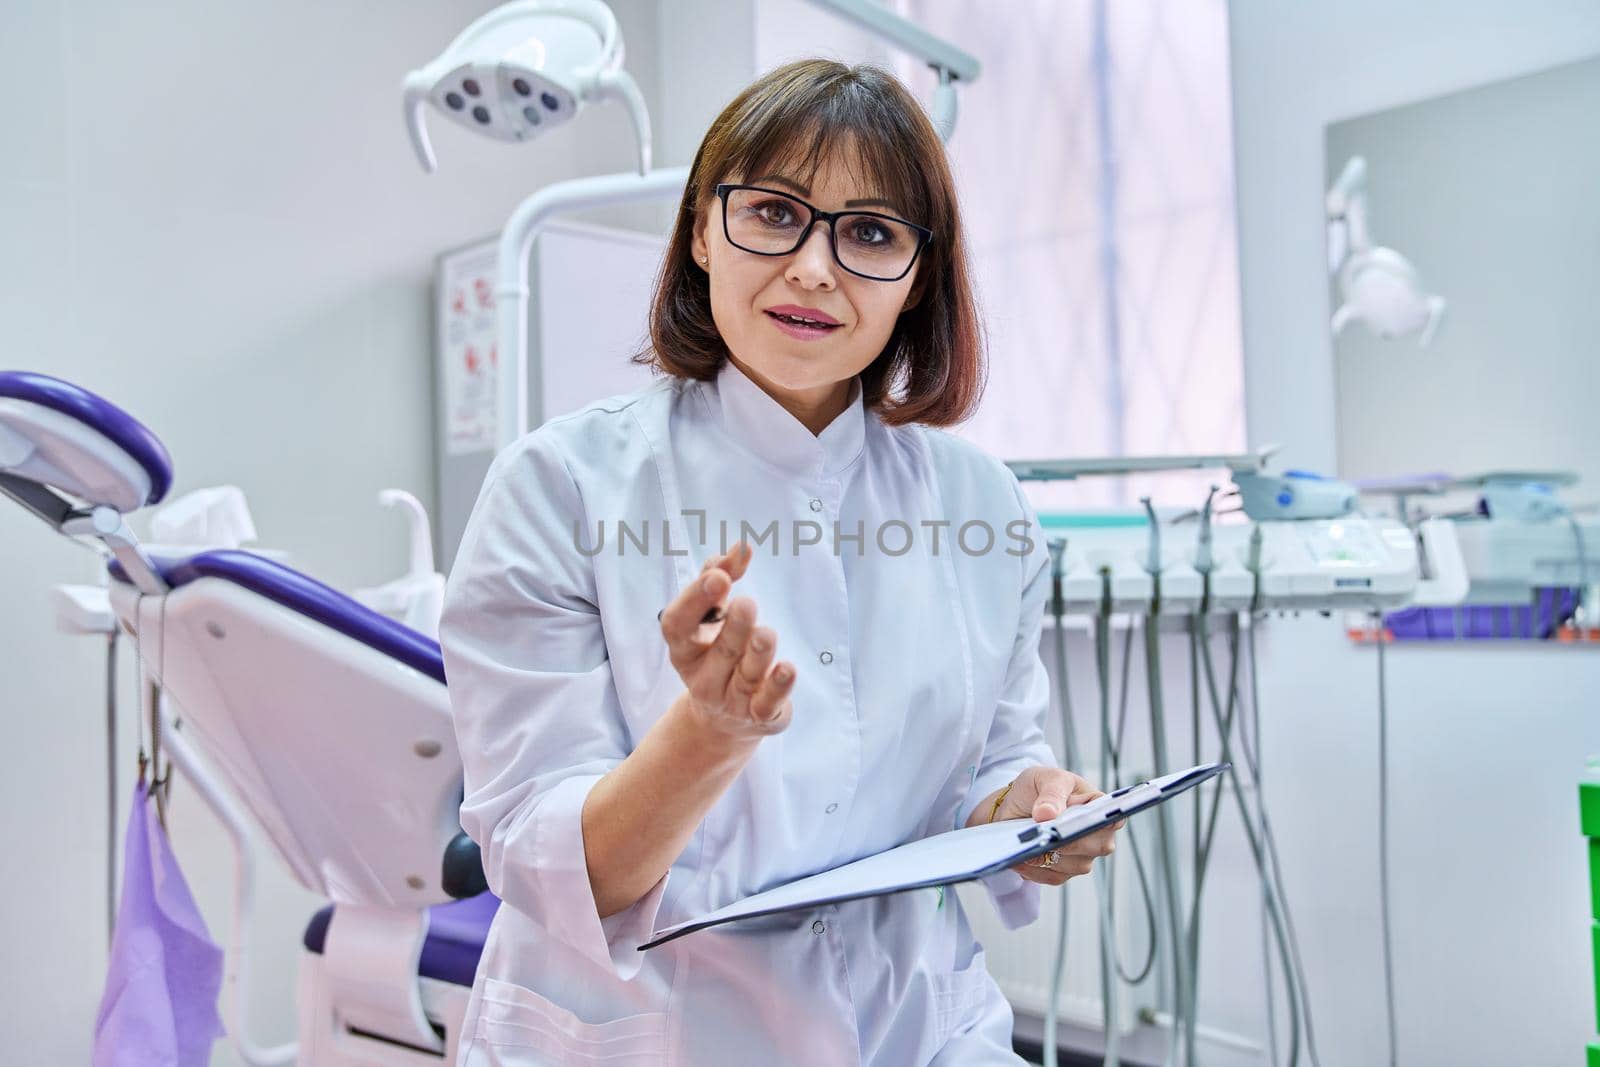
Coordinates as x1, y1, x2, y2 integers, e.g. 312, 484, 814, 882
636, 58, 986, 428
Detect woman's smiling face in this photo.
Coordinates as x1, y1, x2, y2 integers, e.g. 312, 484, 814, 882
691, 140, 922, 429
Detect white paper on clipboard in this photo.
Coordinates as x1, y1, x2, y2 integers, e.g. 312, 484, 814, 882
641, 762, 1226, 950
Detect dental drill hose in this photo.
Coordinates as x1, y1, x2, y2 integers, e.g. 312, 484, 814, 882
1097, 608, 1161, 990
1375, 615, 1398, 1067
1042, 539, 1123, 1067
1144, 612, 1188, 1067
1139, 499, 1187, 1067
1199, 598, 1334, 1067
1043, 538, 1075, 1067
1185, 616, 1241, 976
1245, 526, 1283, 1065
1252, 629, 1281, 1067
1198, 627, 1308, 1066
1184, 520, 1320, 1067
1248, 641, 1324, 1067
1182, 488, 1221, 1067
1223, 526, 1321, 1066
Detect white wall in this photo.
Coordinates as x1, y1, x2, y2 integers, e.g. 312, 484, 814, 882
755, 0, 905, 72
0, 1, 668, 1062
1228, 2, 1600, 1063
1229, 0, 1600, 473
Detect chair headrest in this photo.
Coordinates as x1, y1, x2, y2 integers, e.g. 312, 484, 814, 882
0, 371, 173, 509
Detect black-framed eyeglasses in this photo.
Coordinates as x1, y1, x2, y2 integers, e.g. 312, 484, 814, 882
714, 183, 933, 282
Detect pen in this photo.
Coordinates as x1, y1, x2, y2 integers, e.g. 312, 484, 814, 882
659, 542, 745, 627
657, 605, 726, 626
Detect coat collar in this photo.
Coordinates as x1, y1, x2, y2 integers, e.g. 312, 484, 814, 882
712, 358, 866, 478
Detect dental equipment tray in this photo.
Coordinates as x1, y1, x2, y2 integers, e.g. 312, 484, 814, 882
640, 762, 1225, 950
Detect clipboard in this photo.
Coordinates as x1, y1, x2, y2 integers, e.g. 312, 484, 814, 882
640, 762, 1226, 950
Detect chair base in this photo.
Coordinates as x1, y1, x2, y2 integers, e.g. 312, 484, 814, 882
297, 948, 474, 1066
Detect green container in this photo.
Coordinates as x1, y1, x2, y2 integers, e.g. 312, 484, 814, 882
1587, 1040, 1600, 1067
1582, 781, 1600, 839
1591, 842, 1600, 923
1593, 923, 1600, 1033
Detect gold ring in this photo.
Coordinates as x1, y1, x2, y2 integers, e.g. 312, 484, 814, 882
1039, 849, 1060, 869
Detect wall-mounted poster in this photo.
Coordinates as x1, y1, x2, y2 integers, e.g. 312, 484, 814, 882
432, 222, 663, 567
436, 239, 499, 456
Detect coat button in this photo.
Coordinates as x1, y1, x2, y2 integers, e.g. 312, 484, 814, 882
809, 497, 824, 512
812, 920, 826, 935
826, 803, 838, 814
819, 650, 833, 664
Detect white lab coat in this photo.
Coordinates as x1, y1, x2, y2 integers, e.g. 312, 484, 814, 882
440, 357, 1057, 1066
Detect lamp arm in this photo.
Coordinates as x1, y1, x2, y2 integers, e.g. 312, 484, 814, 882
805, 0, 980, 81
596, 69, 652, 175
402, 72, 437, 173
804, 0, 978, 142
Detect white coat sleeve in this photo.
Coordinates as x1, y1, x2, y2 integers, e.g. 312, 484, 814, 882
955, 474, 1058, 930
438, 431, 668, 981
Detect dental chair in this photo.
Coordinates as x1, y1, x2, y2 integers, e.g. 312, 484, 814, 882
0, 371, 500, 1066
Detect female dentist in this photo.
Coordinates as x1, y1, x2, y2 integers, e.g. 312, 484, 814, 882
440, 58, 1122, 1067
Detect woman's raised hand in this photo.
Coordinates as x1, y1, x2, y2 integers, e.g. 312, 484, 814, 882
660, 541, 796, 741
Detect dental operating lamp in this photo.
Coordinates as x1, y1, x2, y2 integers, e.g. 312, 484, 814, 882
403, 0, 682, 447
403, 0, 653, 176
1327, 155, 1447, 346
402, 0, 978, 180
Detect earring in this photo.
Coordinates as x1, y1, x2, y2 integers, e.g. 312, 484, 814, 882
700, 256, 708, 265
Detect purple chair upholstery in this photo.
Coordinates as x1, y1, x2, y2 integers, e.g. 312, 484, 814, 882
0, 371, 174, 505
1385, 588, 1579, 641
107, 549, 445, 685
302, 893, 500, 989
